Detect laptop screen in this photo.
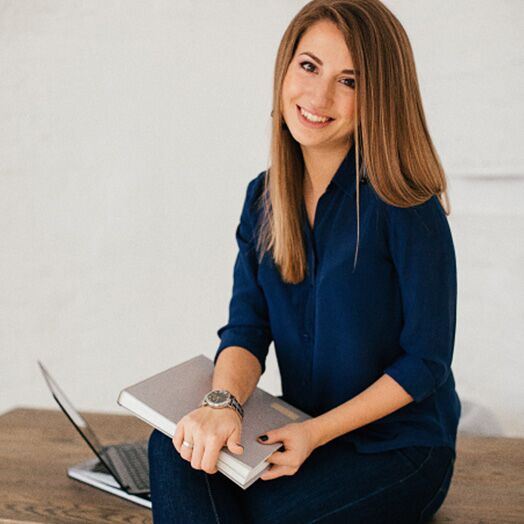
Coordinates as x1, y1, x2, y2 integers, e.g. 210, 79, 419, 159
38, 361, 104, 452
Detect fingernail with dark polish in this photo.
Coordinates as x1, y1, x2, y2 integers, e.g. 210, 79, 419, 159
257, 434, 268, 441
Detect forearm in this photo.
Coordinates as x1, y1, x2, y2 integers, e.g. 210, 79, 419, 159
305, 373, 414, 449
212, 346, 262, 405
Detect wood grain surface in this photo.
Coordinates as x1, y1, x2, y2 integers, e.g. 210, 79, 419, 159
0, 408, 152, 523
1, 408, 523, 523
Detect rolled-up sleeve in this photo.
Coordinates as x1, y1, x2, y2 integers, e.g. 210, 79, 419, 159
383, 196, 457, 403
214, 173, 273, 374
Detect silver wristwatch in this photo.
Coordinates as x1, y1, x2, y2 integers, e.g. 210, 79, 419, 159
200, 389, 244, 421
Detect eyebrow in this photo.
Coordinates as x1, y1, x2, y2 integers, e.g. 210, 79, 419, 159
298, 51, 356, 75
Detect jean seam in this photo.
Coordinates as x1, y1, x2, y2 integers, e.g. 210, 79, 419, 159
204, 472, 221, 524
418, 455, 454, 523
309, 447, 435, 524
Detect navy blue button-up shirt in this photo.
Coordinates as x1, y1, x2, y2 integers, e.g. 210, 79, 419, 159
214, 144, 461, 454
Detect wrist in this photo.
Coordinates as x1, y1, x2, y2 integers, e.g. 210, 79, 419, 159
212, 385, 246, 405
200, 404, 242, 421
302, 418, 324, 450
201, 388, 244, 421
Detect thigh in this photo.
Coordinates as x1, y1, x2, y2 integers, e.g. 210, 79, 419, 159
240, 440, 454, 524
148, 429, 248, 524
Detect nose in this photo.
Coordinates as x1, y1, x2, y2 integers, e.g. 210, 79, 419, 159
308, 78, 334, 115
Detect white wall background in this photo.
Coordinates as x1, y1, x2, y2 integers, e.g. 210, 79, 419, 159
1, 0, 523, 438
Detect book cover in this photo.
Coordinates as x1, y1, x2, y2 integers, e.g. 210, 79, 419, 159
117, 354, 312, 489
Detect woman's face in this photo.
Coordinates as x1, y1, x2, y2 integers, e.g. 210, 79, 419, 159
281, 20, 356, 155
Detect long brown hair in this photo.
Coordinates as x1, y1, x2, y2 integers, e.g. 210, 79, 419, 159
257, 0, 450, 284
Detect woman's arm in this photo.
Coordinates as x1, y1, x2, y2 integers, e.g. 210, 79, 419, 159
214, 172, 273, 376
304, 374, 413, 449
173, 345, 261, 471
212, 345, 262, 405
256, 375, 413, 480
306, 197, 457, 450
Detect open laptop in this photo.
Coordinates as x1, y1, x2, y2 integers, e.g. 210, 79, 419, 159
38, 361, 150, 498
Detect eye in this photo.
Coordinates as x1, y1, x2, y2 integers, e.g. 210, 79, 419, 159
299, 60, 316, 73
341, 78, 355, 89
299, 61, 355, 89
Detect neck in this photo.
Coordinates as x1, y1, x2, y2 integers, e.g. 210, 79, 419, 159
302, 139, 353, 196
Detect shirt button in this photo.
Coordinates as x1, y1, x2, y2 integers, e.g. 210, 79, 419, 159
302, 333, 311, 341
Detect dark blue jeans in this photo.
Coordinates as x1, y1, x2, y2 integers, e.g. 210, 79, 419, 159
148, 429, 455, 523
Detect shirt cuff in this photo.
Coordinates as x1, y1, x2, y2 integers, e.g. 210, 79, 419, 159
214, 326, 270, 375
384, 354, 437, 403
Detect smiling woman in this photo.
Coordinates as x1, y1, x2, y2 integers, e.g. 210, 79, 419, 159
282, 22, 357, 143
148, 1, 460, 523
260, 0, 449, 284
280, 19, 358, 232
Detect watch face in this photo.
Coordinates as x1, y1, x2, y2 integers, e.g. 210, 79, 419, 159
207, 390, 230, 406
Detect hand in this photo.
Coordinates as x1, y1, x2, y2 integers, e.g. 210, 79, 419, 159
172, 406, 244, 474
257, 420, 317, 481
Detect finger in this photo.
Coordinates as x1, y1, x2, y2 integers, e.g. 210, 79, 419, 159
172, 422, 185, 453
201, 437, 224, 474
260, 464, 294, 481
257, 428, 286, 445
191, 440, 205, 470
264, 450, 288, 465
180, 433, 194, 462
226, 432, 244, 455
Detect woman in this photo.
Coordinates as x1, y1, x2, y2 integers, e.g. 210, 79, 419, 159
148, 0, 461, 522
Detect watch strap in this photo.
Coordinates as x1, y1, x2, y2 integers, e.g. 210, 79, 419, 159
201, 390, 244, 420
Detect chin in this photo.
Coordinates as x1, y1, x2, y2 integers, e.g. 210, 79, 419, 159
293, 137, 334, 151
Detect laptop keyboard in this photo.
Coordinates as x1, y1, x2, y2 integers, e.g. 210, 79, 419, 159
115, 443, 150, 491
92, 460, 110, 473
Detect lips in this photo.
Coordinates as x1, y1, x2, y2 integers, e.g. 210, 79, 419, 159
296, 105, 334, 128
298, 105, 334, 121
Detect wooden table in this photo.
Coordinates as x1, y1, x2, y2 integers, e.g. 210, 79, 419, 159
1, 408, 152, 523
0, 408, 522, 523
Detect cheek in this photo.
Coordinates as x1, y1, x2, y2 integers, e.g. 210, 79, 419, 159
282, 72, 303, 102
338, 95, 356, 122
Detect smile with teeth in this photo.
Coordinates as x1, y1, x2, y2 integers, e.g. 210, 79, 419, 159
299, 106, 332, 123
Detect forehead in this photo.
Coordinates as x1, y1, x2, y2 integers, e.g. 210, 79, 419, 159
296, 19, 354, 67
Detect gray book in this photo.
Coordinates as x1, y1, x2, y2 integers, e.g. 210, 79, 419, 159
117, 354, 312, 489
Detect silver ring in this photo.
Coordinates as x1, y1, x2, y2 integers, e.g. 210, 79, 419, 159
182, 439, 194, 449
